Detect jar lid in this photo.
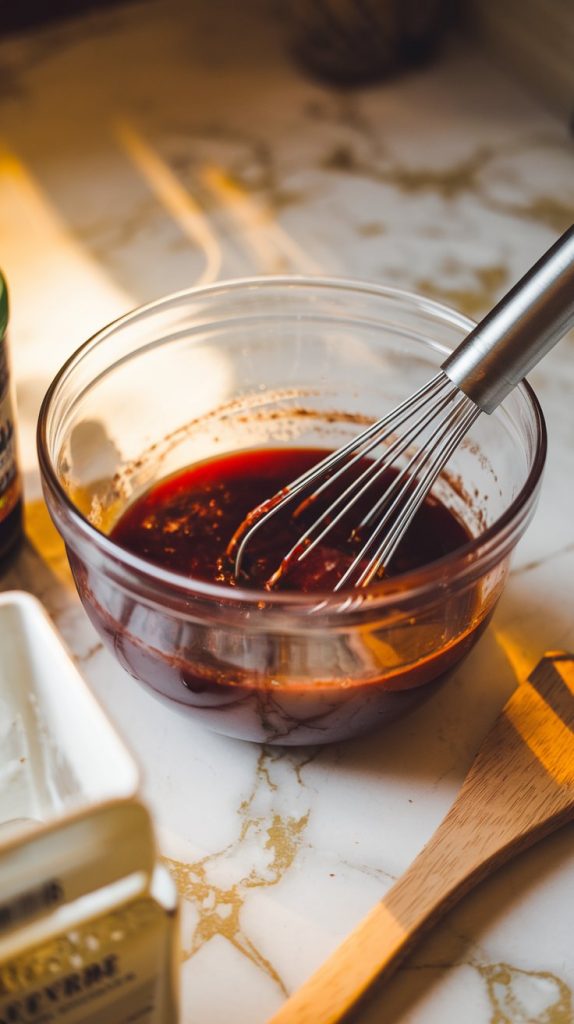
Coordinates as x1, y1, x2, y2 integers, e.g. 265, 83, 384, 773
0, 270, 8, 338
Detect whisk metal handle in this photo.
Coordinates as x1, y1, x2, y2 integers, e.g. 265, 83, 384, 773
442, 225, 574, 414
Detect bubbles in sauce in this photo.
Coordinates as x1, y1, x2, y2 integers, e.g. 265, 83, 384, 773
110, 447, 471, 591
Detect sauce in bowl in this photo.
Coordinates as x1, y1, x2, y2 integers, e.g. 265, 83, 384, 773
110, 447, 471, 592
65, 447, 490, 745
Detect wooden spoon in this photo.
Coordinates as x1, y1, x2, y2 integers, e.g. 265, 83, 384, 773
267, 651, 574, 1024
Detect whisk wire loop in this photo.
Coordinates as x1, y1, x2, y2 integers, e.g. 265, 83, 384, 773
342, 398, 480, 589
231, 372, 448, 576
294, 383, 456, 566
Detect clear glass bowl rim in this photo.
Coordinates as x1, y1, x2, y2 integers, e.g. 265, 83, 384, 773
37, 275, 548, 614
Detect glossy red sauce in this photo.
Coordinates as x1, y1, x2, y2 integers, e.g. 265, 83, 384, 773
110, 447, 471, 591
68, 448, 496, 744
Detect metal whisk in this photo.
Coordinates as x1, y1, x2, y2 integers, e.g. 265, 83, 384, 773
231, 227, 574, 591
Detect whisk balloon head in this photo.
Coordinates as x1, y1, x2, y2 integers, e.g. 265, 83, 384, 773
229, 372, 480, 591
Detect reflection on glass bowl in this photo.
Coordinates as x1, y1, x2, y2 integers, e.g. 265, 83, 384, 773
37, 278, 546, 745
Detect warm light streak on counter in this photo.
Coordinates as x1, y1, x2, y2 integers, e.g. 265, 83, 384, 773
201, 164, 323, 275
115, 120, 222, 286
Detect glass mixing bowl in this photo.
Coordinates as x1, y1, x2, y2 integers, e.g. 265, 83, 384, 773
37, 278, 546, 745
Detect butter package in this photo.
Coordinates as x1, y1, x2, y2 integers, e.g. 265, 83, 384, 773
0, 591, 179, 1023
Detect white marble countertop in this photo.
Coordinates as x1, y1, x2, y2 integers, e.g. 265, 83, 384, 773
1, 2, 573, 1021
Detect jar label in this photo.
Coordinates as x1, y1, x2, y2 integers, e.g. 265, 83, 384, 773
0, 387, 19, 525
0, 894, 177, 1024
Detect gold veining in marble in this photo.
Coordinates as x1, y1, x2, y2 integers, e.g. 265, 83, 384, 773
492, 196, 574, 235
304, 94, 382, 151
356, 222, 386, 238
167, 854, 288, 993
319, 134, 574, 232
476, 961, 572, 1023
404, 954, 573, 1024
320, 142, 496, 199
220, 160, 305, 214
164, 124, 309, 222
415, 265, 508, 318
165, 748, 313, 993
292, 749, 321, 786
73, 638, 104, 664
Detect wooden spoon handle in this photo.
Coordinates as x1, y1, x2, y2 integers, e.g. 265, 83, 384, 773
267, 653, 574, 1024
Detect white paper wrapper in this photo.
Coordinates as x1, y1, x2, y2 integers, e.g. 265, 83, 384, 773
0, 591, 179, 1023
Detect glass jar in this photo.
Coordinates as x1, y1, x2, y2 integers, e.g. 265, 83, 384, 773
0, 270, 23, 566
